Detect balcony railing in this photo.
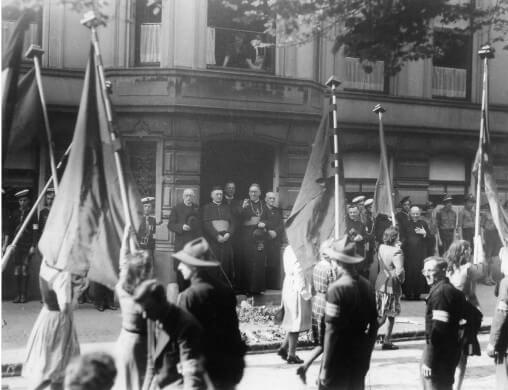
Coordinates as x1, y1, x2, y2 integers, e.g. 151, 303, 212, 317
207, 26, 275, 73
2, 21, 39, 56
343, 57, 384, 92
432, 66, 467, 98
139, 23, 161, 64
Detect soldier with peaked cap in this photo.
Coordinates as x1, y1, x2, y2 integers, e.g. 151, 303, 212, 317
38, 188, 55, 235
201, 185, 236, 284
318, 236, 378, 390
175, 237, 247, 390
8, 189, 38, 303
458, 194, 475, 250
168, 188, 201, 291
138, 196, 157, 253
395, 196, 411, 246
352, 195, 367, 224
437, 194, 457, 255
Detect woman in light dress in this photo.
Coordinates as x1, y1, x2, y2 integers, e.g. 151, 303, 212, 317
113, 226, 153, 390
23, 261, 88, 390
375, 226, 405, 350
445, 239, 486, 390
277, 245, 312, 364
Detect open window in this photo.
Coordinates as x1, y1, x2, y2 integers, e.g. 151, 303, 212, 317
207, 0, 275, 73
135, 0, 161, 66
432, 30, 471, 99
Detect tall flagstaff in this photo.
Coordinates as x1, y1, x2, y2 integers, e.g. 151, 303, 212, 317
473, 44, 494, 264
326, 76, 342, 239
81, 11, 136, 233
373, 104, 395, 226
26, 45, 59, 192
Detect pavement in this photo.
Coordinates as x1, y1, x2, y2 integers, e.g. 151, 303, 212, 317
2, 334, 496, 389
1, 284, 498, 381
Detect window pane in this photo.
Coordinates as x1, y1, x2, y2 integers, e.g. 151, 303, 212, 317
343, 57, 384, 92
396, 160, 429, 180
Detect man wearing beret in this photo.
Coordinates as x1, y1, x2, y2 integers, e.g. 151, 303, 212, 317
7, 189, 38, 303
168, 188, 201, 290
201, 186, 236, 283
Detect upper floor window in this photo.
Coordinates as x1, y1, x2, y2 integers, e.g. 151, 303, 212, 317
135, 0, 161, 66
342, 57, 385, 93
1, 6, 41, 57
432, 30, 471, 99
207, 0, 274, 73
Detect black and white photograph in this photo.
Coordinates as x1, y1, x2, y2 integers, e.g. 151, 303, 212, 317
1, 0, 508, 389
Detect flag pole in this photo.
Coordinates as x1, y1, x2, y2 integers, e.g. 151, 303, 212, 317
81, 11, 136, 231
326, 76, 342, 240
2, 143, 72, 271
474, 44, 494, 264
25, 45, 59, 192
373, 104, 395, 226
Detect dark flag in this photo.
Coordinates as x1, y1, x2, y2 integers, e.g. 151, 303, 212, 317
285, 108, 347, 271
38, 47, 143, 289
2, 11, 32, 164
4, 68, 43, 166
473, 111, 508, 248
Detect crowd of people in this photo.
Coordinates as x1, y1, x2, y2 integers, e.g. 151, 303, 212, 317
4, 183, 508, 389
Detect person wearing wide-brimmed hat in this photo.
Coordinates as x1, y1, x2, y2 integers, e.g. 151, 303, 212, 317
175, 237, 246, 390
437, 194, 457, 255
318, 236, 378, 390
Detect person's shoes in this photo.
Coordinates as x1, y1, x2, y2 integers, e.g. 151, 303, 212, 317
78, 296, 85, 304
95, 304, 105, 312
296, 366, 307, 384
12, 295, 21, 304
19, 294, 26, 304
277, 348, 288, 361
107, 303, 118, 311
287, 355, 303, 364
382, 342, 399, 350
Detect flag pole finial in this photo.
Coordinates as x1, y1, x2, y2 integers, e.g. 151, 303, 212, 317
80, 11, 107, 28
372, 104, 386, 114
25, 44, 44, 59
478, 44, 495, 60
325, 76, 341, 89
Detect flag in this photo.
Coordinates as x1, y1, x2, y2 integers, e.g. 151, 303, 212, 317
373, 116, 395, 221
2, 11, 32, 164
3, 68, 43, 167
472, 111, 508, 248
38, 46, 143, 289
285, 107, 347, 271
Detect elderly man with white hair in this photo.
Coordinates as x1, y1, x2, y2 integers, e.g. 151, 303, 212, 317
167, 188, 201, 291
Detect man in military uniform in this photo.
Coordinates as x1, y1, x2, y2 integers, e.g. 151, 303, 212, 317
458, 194, 475, 250
346, 205, 369, 275
167, 188, 201, 291
9, 189, 38, 303
202, 186, 236, 284
318, 236, 378, 390
138, 196, 157, 257
437, 194, 457, 255
488, 247, 508, 389
421, 257, 467, 390
352, 195, 366, 224
38, 188, 55, 234
395, 196, 411, 246
264, 192, 285, 289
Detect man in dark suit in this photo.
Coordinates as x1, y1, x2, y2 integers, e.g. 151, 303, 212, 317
174, 237, 247, 390
395, 195, 411, 246
318, 236, 378, 390
421, 257, 467, 390
264, 191, 285, 289
167, 188, 201, 290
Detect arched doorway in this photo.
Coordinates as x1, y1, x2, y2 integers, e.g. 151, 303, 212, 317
200, 140, 275, 204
